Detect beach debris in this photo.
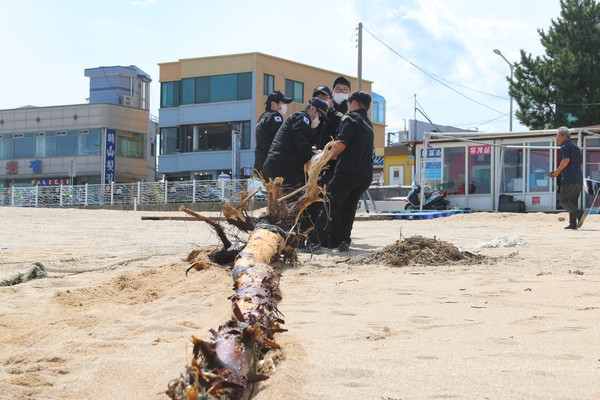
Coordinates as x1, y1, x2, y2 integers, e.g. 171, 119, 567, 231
353, 235, 486, 267
0, 262, 47, 286
569, 269, 584, 275
166, 141, 339, 400
477, 236, 526, 248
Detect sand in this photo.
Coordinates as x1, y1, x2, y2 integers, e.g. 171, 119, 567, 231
0, 207, 599, 400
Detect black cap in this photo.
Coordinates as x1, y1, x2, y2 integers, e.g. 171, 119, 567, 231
312, 85, 332, 98
333, 76, 351, 89
266, 90, 292, 105
309, 97, 329, 117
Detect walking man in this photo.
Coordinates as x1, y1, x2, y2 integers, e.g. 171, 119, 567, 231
549, 126, 585, 229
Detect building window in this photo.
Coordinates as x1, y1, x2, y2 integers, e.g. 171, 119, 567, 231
501, 145, 524, 193
181, 78, 196, 105
285, 79, 304, 103
197, 123, 231, 151
210, 75, 238, 102
195, 77, 210, 103
117, 131, 144, 158
241, 121, 251, 150
264, 74, 274, 95
372, 100, 385, 124
468, 145, 491, 194
78, 132, 101, 156
160, 128, 178, 155
56, 135, 78, 157
13, 135, 35, 159
36, 136, 56, 158
176, 73, 252, 106
161, 81, 180, 108
528, 141, 551, 192
443, 147, 466, 195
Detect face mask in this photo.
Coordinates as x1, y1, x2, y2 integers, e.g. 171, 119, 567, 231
333, 92, 348, 105
311, 115, 320, 128
279, 103, 288, 115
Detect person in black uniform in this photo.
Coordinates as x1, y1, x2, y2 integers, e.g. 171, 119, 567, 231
315, 91, 374, 252
302, 85, 345, 252
311, 85, 345, 155
332, 76, 352, 114
254, 90, 292, 176
262, 97, 329, 191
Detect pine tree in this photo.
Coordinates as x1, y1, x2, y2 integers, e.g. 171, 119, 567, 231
510, 0, 600, 129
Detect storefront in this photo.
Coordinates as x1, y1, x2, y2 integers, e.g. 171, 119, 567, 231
414, 127, 600, 212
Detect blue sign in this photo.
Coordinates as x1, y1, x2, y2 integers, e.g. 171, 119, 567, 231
29, 159, 42, 173
420, 148, 442, 158
104, 128, 116, 184
425, 161, 442, 179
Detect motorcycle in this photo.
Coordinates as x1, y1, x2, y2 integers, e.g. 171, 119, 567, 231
404, 183, 449, 210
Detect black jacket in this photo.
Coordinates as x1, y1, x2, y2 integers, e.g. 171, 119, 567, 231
254, 110, 284, 170
334, 108, 374, 179
263, 111, 316, 181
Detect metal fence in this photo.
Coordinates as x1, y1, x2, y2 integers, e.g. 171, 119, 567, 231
0, 179, 266, 208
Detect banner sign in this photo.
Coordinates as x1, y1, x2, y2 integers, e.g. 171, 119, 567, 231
104, 128, 116, 184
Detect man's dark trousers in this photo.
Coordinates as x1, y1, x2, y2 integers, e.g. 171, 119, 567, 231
559, 183, 582, 226
320, 172, 371, 245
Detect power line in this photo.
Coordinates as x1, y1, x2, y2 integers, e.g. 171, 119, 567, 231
362, 25, 506, 115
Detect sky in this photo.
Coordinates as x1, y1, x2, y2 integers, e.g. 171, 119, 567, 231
0, 0, 564, 134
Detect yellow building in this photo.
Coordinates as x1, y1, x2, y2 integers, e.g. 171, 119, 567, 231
158, 52, 385, 180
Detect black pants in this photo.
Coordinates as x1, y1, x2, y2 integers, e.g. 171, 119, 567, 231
315, 172, 371, 245
559, 183, 582, 225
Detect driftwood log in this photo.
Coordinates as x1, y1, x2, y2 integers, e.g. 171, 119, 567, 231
166, 141, 338, 400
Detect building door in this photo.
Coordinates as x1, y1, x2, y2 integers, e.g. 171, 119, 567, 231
389, 165, 404, 186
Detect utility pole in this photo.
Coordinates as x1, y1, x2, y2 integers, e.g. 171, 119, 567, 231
357, 22, 363, 91
413, 94, 417, 141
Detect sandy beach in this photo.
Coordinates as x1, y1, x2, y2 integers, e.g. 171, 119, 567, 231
1, 207, 599, 400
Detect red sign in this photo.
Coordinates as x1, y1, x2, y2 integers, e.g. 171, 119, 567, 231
469, 145, 491, 155
5, 161, 18, 175
532, 196, 540, 204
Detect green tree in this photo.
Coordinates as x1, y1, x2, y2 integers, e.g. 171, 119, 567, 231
510, 0, 600, 129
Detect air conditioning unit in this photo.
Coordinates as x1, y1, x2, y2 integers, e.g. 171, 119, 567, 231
122, 95, 133, 106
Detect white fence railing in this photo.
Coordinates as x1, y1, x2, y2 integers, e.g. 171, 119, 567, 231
0, 179, 266, 208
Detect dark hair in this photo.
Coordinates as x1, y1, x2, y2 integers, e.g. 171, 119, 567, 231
348, 91, 371, 110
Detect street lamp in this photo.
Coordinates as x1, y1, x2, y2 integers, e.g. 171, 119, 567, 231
493, 49, 514, 132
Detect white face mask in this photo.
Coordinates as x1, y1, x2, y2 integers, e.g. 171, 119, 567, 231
279, 103, 288, 115
311, 115, 320, 128
333, 92, 348, 105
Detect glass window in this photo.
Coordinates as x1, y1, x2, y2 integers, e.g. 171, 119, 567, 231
585, 137, 600, 208
160, 81, 180, 108
0, 138, 13, 159
241, 121, 251, 150
443, 147, 466, 195
195, 77, 210, 103
528, 142, 551, 192
285, 79, 304, 103
36, 136, 57, 157
160, 128, 178, 155
501, 145, 524, 193
468, 145, 492, 194
197, 123, 231, 151
56, 135, 78, 156
210, 75, 237, 102
78, 133, 101, 156
263, 74, 274, 95
238, 72, 252, 100
117, 131, 144, 158
13, 136, 35, 159
181, 78, 196, 105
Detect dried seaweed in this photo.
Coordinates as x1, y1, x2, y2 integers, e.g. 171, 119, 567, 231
354, 235, 486, 267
